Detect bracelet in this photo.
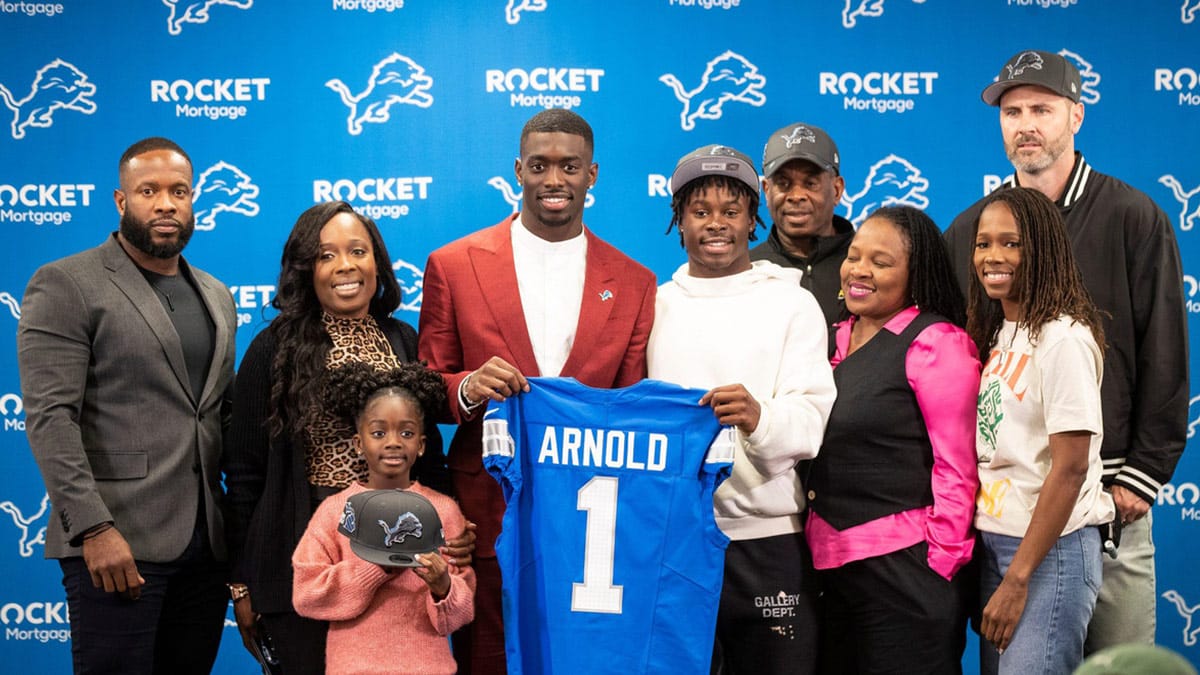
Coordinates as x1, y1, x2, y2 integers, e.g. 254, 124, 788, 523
81, 522, 113, 541
461, 374, 482, 408
227, 583, 250, 602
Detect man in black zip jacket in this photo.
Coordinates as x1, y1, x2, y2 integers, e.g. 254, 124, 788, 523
750, 122, 854, 327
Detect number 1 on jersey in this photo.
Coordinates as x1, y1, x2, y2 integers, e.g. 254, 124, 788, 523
571, 476, 623, 614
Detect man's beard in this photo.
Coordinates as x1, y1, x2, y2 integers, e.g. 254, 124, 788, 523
1006, 131, 1069, 175
120, 212, 195, 259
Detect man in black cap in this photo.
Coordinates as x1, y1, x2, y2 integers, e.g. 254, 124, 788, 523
943, 49, 1188, 653
750, 122, 854, 326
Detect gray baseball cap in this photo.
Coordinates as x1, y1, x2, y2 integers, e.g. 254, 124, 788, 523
669, 144, 760, 195
338, 488, 445, 568
982, 50, 1082, 105
762, 123, 840, 178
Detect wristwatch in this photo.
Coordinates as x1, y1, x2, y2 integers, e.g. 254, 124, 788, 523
228, 583, 250, 602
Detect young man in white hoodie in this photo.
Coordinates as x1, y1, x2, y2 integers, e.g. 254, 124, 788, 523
647, 145, 836, 674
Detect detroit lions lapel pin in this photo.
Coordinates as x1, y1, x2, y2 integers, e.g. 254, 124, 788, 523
599, 289, 613, 302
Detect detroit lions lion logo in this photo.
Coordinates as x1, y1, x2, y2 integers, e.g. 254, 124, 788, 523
393, 258, 424, 313
1058, 49, 1100, 104
1005, 51, 1044, 80
487, 175, 595, 214
340, 502, 357, 533
660, 51, 767, 132
0, 59, 97, 140
163, 0, 253, 36
0, 292, 20, 320
780, 125, 818, 149
0, 493, 49, 558
380, 512, 422, 547
1159, 175, 1200, 232
1161, 590, 1200, 646
192, 161, 261, 231
840, 154, 930, 227
1182, 0, 1200, 23
842, 0, 926, 29
505, 0, 547, 24
326, 53, 434, 136
1188, 392, 1200, 439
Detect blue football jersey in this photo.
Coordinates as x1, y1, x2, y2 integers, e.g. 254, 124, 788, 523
482, 377, 734, 675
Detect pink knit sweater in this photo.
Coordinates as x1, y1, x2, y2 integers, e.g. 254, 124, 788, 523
293, 482, 476, 674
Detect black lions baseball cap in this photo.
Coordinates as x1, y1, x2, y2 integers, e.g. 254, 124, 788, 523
337, 489, 445, 568
669, 144, 760, 195
982, 50, 1082, 106
762, 123, 840, 178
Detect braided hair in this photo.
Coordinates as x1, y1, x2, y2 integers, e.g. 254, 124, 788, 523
966, 187, 1105, 359
864, 205, 967, 327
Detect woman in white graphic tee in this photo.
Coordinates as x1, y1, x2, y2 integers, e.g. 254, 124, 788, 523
967, 187, 1115, 675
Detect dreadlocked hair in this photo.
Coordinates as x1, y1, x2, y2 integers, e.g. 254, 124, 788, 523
665, 175, 764, 240
866, 206, 967, 327
322, 361, 448, 432
966, 187, 1105, 360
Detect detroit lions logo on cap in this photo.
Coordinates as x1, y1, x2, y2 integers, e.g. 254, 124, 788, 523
1005, 52, 1044, 80
380, 512, 423, 547
781, 126, 819, 149
340, 502, 357, 533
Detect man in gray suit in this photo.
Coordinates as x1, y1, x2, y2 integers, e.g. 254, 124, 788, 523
17, 137, 236, 674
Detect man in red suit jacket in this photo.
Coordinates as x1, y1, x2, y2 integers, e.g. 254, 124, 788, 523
418, 109, 657, 675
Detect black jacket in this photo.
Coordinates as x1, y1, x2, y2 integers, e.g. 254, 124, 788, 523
749, 216, 855, 327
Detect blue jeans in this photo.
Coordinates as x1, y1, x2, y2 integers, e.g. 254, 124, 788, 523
979, 527, 1102, 675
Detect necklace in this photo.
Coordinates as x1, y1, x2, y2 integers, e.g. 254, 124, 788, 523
155, 286, 175, 312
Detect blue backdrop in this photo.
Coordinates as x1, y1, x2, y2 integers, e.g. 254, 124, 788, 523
2, 1, 1197, 672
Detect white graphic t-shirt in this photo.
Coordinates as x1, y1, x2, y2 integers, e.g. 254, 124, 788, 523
974, 315, 1115, 538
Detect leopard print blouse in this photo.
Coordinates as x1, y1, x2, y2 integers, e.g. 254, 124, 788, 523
305, 313, 403, 488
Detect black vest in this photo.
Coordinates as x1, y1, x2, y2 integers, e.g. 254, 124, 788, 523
807, 312, 946, 530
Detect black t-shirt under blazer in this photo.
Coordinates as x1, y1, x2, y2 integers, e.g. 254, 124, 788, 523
807, 311, 946, 530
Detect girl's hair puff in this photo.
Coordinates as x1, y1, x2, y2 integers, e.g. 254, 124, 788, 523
323, 361, 448, 431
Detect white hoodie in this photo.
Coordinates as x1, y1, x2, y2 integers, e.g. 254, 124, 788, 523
648, 261, 836, 540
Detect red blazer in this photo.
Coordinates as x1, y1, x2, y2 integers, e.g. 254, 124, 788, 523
418, 214, 656, 553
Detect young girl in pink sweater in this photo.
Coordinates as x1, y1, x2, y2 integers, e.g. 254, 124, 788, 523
293, 362, 475, 674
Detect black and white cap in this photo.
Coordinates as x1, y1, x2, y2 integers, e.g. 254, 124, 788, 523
669, 144, 760, 195
982, 50, 1082, 105
762, 123, 840, 178
338, 489, 445, 568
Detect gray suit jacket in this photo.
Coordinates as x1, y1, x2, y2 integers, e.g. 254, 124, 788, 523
17, 234, 236, 562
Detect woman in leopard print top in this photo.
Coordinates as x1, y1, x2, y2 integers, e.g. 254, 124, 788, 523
223, 201, 472, 674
